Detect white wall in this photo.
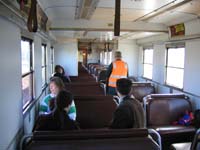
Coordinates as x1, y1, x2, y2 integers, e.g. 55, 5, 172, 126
184, 39, 200, 96
118, 39, 139, 77
33, 35, 42, 97
152, 44, 166, 84
185, 19, 200, 36
0, 17, 23, 150
46, 42, 52, 81
137, 46, 143, 77
54, 41, 78, 76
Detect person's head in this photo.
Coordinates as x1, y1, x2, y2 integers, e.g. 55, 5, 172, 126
116, 78, 132, 96
49, 77, 65, 95
55, 65, 64, 74
114, 51, 122, 60
56, 90, 73, 112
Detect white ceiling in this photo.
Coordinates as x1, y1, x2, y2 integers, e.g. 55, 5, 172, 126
37, 0, 200, 41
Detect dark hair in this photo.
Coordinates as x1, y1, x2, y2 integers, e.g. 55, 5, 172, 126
50, 77, 65, 91
53, 90, 73, 129
116, 78, 132, 95
56, 90, 73, 111
55, 65, 65, 75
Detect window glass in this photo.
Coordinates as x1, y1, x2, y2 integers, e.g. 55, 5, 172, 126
41, 44, 47, 86
167, 48, 184, 68
143, 64, 153, 79
104, 52, 108, 65
166, 47, 185, 89
108, 51, 112, 65
143, 49, 153, 79
21, 38, 34, 109
144, 49, 153, 64
22, 74, 33, 107
21, 40, 31, 74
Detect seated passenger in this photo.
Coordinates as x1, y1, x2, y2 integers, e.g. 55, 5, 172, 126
40, 77, 76, 120
110, 78, 145, 129
53, 65, 70, 83
34, 90, 79, 131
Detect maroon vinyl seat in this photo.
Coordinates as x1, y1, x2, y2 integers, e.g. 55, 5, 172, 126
24, 129, 160, 150
130, 82, 155, 103
145, 94, 196, 148
170, 128, 200, 150
94, 66, 106, 77
70, 76, 95, 82
65, 83, 104, 96
97, 69, 107, 82
90, 64, 100, 75
74, 95, 117, 129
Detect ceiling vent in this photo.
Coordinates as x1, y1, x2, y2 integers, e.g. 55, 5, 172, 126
75, 0, 99, 20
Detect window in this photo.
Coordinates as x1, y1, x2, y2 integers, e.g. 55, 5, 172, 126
21, 38, 34, 108
166, 47, 185, 89
143, 48, 153, 79
42, 44, 47, 87
104, 51, 108, 65
100, 52, 103, 64
50, 46, 54, 75
108, 51, 112, 65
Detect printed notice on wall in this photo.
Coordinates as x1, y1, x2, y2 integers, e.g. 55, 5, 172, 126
169, 23, 185, 37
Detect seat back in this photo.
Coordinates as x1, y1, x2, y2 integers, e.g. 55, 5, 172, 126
24, 129, 160, 150
131, 82, 155, 102
145, 94, 192, 126
65, 83, 104, 96
191, 128, 200, 150
74, 96, 117, 129
97, 69, 107, 82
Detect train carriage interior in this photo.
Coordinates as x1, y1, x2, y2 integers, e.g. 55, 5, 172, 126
1, 0, 200, 149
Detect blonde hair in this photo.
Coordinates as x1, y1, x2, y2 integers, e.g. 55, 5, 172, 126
50, 77, 65, 91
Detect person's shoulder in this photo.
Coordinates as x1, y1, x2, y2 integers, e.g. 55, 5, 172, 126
120, 97, 136, 107
42, 94, 53, 103
43, 94, 52, 99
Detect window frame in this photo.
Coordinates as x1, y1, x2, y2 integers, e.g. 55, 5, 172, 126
165, 45, 185, 89
143, 48, 153, 80
41, 44, 47, 88
50, 46, 54, 75
21, 37, 34, 110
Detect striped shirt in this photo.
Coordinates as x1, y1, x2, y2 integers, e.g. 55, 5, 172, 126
40, 94, 76, 120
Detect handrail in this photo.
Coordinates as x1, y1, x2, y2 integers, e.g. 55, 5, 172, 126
20, 134, 33, 150
23, 83, 48, 117
148, 128, 162, 150
191, 128, 200, 150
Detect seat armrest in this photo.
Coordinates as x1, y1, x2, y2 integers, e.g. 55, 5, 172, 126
148, 128, 162, 150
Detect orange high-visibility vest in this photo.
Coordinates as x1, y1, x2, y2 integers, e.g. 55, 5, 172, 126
108, 60, 128, 87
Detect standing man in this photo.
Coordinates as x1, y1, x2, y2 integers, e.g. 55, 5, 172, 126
106, 51, 128, 95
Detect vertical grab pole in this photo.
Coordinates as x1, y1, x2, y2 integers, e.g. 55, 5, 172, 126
114, 0, 121, 36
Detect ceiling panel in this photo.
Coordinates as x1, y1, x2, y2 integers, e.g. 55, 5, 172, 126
38, 0, 76, 10
39, 0, 200, 41
97, 0, 176, 10
125, 32, 165, 39
149, 11, 197, 26
45, 7, 76, 20
176, 0, 200, 16
51, 31, 75, 38
91, 8, 147, 21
